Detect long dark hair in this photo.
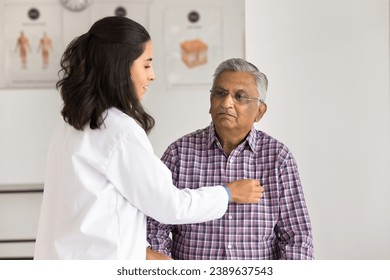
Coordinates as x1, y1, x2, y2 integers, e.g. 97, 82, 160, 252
57, 16, 155, 133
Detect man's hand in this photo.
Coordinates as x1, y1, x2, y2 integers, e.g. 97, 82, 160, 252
146, 247, 173, 260
227, 179, 264, 203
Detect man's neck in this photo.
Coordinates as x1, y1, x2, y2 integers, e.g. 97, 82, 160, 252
215, 128, 249, 156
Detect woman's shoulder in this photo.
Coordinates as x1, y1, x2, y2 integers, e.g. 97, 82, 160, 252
105, 108, 144, 135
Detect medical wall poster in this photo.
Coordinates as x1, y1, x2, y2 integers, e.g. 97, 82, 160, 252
163, 6, 223, 88
0, 0, 152, 89
2, 3, 62, 88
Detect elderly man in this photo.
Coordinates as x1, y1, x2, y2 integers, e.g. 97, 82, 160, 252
147, 58, 314, 260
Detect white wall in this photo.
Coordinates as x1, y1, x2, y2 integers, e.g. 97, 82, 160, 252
0, 0, 90, 184
245, 0, 390, 259
0, 90, 61, 184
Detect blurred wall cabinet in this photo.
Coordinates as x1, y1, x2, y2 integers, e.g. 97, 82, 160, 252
0, 185, 43, 259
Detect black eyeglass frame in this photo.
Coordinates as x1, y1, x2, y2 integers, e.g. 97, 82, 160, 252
210, 89, 263, 104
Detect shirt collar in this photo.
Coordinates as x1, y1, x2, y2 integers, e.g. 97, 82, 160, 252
207, 123, 258, 153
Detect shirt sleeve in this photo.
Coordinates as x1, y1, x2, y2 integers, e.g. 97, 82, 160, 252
275, 149, 314, 260
147, 217, 174, 256
105, 126, 229, 225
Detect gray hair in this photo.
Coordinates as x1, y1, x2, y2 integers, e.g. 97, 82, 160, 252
213, 58, 268, 102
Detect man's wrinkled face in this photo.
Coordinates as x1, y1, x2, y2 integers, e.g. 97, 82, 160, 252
209, 71, 266, 136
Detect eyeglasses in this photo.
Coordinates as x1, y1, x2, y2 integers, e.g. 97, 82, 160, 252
210, 89, 263, 104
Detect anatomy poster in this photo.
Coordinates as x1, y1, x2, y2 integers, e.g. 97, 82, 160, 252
2, 3, 62, 88
163, 5, 223, 88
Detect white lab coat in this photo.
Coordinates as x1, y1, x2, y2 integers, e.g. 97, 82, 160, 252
34, 108, 228, 260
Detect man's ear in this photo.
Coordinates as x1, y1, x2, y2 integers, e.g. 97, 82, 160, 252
255, 102, 267, 122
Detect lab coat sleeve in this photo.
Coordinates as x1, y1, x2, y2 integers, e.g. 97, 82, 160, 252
105, 128, 229, 225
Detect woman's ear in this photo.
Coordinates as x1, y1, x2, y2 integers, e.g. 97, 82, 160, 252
255, 102, 267, 122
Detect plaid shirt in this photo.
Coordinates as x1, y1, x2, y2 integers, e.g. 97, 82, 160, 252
147, 124, 314, 260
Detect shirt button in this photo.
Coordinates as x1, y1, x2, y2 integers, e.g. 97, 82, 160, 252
228, 215, 232, 220
227, 244, 232, 249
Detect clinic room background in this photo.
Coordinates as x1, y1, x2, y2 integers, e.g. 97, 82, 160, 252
0, 0, 389, 259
